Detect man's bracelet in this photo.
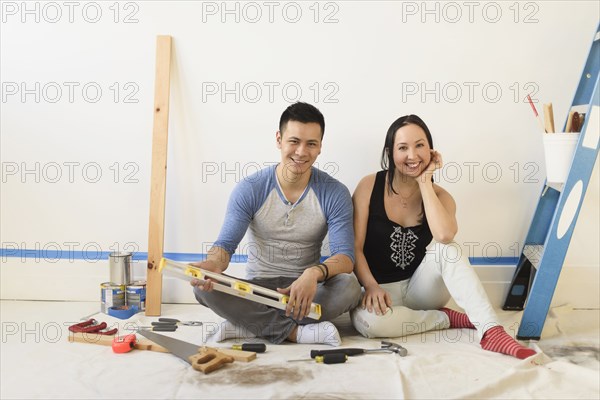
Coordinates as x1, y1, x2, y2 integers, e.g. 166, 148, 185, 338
317, 262, 329, 281
313, 264, 326, 282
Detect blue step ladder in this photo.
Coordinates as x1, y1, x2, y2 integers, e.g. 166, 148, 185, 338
503, 22, 600, 340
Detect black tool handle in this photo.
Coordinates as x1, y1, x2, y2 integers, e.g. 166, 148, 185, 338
152, 325, 177, 332
240, 343, 267, 353
316, 353, 348, 364
151, 321, 176, 326
310, 348, 365, 358
158, 318, 180, 324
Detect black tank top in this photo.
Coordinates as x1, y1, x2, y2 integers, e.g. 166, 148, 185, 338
363, 171, 433, 283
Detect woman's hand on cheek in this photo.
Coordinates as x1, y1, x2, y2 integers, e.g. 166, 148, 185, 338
418, 150, 442, 184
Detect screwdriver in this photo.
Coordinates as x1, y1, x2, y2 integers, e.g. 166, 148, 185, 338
289, 353, 348, 364
231, 343, 266, 353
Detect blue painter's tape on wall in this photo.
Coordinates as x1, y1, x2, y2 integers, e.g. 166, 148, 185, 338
0, 248, 517, 265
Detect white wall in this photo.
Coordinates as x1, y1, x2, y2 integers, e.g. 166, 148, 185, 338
1, 1, 598, 301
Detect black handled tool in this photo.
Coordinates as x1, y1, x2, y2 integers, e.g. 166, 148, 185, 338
311, 341, 408, 358
311, 348, 387, 358
315, 353, 348, 364
289, 353, 348, 364
151, 321, 177, 327
311, 348, 363, 358
155, 318, 203, 326
136, 325, 178, 332
232, 343, 266, 353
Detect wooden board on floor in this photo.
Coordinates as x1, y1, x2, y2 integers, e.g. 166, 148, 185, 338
68, 332, 169, 353
146, 35, 172, 316
68, 333, 256, 360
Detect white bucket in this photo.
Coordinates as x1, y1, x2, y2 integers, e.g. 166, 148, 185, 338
542, 133, 580, 183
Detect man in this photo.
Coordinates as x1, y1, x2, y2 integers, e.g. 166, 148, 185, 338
192, 102, 361, 346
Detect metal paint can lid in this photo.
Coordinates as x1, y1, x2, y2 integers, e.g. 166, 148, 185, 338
101, 282, 125, 290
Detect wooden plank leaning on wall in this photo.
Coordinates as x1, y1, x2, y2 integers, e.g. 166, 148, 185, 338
146, 35, 172, 316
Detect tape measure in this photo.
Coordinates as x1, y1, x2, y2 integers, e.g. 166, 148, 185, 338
112, 334, 137, 353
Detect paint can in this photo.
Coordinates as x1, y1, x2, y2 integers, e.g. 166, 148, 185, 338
126, 280, 146, 311
109, 252, 132, 285
101, 282, 125, 314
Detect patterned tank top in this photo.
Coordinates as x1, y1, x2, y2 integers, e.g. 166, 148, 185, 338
363, 171, 433, 283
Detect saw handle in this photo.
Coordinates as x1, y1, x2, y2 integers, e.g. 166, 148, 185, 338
310, 348, 365, 358
189, 348, 234, 374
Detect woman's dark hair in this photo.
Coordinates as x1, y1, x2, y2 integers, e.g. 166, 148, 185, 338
381, 114, 434, 194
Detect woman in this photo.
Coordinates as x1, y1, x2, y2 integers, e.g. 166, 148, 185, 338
350, 115, 535, 359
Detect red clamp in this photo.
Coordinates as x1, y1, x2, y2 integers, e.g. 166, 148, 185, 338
112, 334, 137, 353
68, 319, 118, 335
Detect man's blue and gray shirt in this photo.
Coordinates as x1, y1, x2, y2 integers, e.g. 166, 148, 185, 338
213, 165, 354, 279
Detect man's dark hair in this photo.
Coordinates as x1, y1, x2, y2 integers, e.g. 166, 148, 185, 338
279, 102, 325, 138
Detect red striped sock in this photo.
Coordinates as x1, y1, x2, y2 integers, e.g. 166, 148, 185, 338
440, 307, 475, 329
480, 326, 536, 359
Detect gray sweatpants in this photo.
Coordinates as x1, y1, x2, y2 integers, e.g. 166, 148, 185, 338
194, 273, 362, 344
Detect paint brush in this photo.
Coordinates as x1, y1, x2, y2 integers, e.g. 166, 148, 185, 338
565, 111, 575, 133
527, 94, 546, 133
543, 103, 555, 133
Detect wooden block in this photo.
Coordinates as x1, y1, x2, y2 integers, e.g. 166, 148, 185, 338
68, 332, 169, 353
68, 331, 115, 346
133, 339, 170, 353
146, 35, 173, 316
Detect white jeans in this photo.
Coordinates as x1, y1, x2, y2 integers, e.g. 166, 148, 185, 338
351, 242, 499, 340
